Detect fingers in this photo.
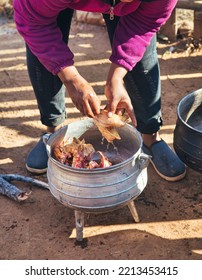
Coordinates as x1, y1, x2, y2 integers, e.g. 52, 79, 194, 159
66, 76, 101, 118
106, 101, 137, 127
126, 107, 137, 127
106, 98, 119, 118
89, 92, 101, 115
116, 108, 125, 116
83, 92, 101, 117
83, 102, 94, 118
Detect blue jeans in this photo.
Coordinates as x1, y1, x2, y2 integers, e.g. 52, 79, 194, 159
26, 9, 162, 134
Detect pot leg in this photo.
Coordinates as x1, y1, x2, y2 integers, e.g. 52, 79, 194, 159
75, 210, 85, 241
128, 200, 140, 223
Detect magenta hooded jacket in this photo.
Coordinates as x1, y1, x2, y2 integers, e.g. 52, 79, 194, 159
13, 0, 177, 75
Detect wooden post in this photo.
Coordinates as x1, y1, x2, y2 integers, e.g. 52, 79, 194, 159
160, 9, 177, 41
194, 11, 202, 39
160, 1, 202, 41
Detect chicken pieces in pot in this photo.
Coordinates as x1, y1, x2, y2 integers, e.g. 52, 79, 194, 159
52, 137, 112, 169
52, 110, 128, 169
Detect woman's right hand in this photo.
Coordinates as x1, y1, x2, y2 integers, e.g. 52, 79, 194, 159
58, 66, 101, 118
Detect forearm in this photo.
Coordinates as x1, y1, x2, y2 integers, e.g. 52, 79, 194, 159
106, 63, 128, 82
58, 66, 82, 86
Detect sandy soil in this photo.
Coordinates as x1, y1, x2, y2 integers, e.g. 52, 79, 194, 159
0, 16, 202, 260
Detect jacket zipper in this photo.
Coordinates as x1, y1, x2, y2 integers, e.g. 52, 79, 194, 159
109, 0, 116, 20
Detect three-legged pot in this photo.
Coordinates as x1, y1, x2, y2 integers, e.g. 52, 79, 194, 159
45, 119, 150, 241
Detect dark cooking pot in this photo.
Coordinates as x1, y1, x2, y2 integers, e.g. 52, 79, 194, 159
174, 88, 202, 173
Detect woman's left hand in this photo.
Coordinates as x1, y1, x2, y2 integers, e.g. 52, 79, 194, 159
104, 63, 137, 126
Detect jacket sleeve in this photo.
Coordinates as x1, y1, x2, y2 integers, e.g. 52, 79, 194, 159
110, 0, 177, 71
14, 0, 74, 75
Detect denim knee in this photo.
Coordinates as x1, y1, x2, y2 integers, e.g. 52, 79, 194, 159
124, 36, 162, 134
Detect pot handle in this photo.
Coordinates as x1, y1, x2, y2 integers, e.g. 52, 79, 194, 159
42, 134, 51, 156
138, 153, 151, 169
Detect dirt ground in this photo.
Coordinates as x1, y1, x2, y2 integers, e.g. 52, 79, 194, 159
0, 15, 202, 260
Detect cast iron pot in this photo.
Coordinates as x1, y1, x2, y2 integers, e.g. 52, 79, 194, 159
45, 119, 150, 213
173, 88, 202, 173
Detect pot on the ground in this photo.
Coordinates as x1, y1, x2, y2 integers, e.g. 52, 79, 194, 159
174, 88, 202, 173
46, 119, 150, 213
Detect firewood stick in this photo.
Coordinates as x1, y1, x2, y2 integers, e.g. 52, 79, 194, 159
0, 176, 29, 201
0, 174, 49, 189
0, 174, 49, 201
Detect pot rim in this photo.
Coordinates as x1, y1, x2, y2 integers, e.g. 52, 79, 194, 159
177, 88, 202, 134
48, 147, 143, 174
